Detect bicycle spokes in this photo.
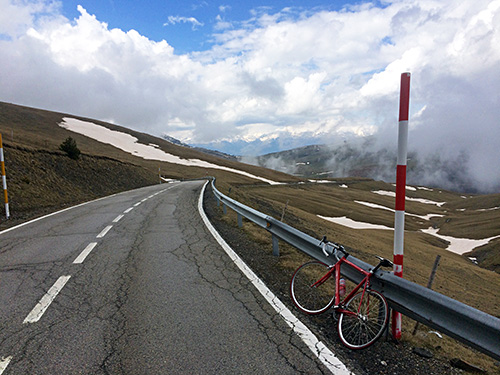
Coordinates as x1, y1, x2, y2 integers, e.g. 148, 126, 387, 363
290, 261, 336, 315
337, 290, 389, 349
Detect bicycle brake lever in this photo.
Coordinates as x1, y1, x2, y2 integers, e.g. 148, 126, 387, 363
320, 237, 330, 257
319, 236, 327, 245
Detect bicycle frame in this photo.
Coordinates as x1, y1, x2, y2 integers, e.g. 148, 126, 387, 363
320, 255, 373, 315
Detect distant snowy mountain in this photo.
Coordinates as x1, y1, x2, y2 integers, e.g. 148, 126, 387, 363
191, 134, 322, 157
162, 134, 237, 161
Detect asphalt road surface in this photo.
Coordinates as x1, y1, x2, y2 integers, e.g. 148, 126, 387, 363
0, 181, 336, 374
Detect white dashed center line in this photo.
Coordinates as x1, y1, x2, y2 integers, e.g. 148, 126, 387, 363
112, 214, 124, 223
23, 276, 71, 324
2, 188, 177, 371
5, 188, 178, 370
73, 242, 98, 264
96, 225, 113, 238
0, 357, 12, 374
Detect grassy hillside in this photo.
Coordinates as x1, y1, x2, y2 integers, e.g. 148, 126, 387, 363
2, 145, 157, 224
0, 101, 298, 229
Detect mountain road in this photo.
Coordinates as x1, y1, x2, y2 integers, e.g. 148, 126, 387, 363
0, 181, 333, 374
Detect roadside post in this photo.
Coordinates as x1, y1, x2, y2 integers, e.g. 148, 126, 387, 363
392, 72, 411, 339
0, 133, 10, 219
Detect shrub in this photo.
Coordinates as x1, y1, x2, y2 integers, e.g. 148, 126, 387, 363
59, 136, 81, 160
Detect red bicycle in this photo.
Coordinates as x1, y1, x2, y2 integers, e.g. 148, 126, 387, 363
290, 236, 393, 349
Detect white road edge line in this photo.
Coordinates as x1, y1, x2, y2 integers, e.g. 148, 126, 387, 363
96, 225, 113, 238
0, 195, 116, 235
23, 276, 71, 324
73, 242, 98, 264
197, 182, 353, 375
0, 356, 12, 374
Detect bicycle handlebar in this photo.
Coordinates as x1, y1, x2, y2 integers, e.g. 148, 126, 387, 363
371, 256, 394, 273
319, 236, 394, 273
319, 236, 348, 259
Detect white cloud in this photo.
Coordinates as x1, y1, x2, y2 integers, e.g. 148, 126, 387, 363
164, 15, 204, 30
214, 14, 232, 31
0, 0, 499, 191
0, 0, 60, 37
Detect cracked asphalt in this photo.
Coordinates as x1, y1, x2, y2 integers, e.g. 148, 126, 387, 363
0, 181, 334, 374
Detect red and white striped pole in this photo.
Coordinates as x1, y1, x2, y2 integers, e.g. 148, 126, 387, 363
392, 72, 411, 339
0, 134, 10, 220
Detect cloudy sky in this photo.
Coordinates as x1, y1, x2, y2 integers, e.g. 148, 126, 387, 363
1, 0, 499, 189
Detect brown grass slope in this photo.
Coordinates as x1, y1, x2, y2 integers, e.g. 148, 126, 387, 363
0, 101, 298, 229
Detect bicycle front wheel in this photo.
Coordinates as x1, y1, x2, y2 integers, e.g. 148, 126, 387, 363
337, 289, 388, 349
290, 261, 336, 315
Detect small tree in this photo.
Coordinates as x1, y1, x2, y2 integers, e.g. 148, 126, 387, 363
59, 136, 81, 160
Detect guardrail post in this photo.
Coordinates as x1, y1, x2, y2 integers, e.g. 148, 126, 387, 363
223, 204, 227, 215
237, 213, 243, 228
272, 234, 279, 256
412, 255, 441, 335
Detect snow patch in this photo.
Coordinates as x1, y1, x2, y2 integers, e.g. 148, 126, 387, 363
309, 179, 335, 184
392, 184, 417, 191
420, 227, 500, 255
318, 215, 393, 230
371, 190, 446, 207
477, 206, 500, 212
59, 118, 280, 185
355, 201, 444, 220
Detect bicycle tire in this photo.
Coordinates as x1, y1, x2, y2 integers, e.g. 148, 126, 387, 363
290, 261, 336, 315
337, 289, 388, 349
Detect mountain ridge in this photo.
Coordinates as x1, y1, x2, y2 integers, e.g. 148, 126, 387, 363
243, 140, 496, 194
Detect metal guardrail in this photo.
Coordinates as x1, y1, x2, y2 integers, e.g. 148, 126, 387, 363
210, 178, 500, 361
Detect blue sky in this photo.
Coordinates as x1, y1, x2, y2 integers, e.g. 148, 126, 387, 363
59, 0, 359, 53
1, 0, 500, 191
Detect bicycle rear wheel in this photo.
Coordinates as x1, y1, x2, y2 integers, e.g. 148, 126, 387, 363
337, 289, 388, 349
290, 261, 336, 315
